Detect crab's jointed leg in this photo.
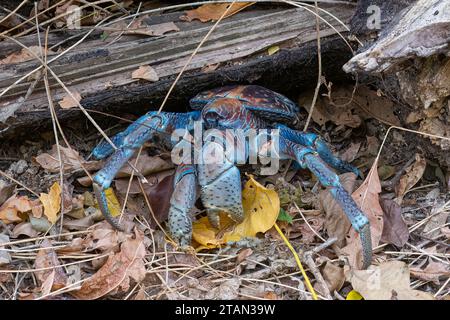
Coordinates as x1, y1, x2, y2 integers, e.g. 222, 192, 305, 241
168, 163, 198, 247
93, 112, 197, 230
277, 124, 361, 177
278, 136, 372, 269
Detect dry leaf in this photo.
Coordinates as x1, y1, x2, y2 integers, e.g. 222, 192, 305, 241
12, 222, 39, 238
380, 198, 409, 247
322, 261, 345, 293
340, 142, 361, 163
0, 234, 11, 265
72, 232, 146, 299
410, 261, 450, 284
35, 145, 102, 173
0, 194, 31, 224
132, 65, 159, 82
341, 164, 384, 269
39, 182, 61, 224
395, 154, 426, 204
0, 180, 14, 207
35, 240, 68, 291
319, 173, 357, 247
58, 91, 81, 109
204, 278, 241, 300
298, 216, 324, 244
346, 261, 435, 300
192, 175, 279, 248
0, 46, 53, 65
181, 3, 254, 22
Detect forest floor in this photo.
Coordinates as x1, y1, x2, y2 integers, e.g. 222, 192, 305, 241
0, 1, 448, 300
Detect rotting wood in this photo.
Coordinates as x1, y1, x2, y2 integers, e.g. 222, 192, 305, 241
0, 5, 356, 138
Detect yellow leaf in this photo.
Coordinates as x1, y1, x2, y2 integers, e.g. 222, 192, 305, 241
346, 290, 363, 300
192, 175, 279, 247
267, 46, 279, 56
104, 188, 121, 218
39, 182, 61, 224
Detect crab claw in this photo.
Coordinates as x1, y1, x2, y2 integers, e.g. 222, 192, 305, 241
93, 182, 125, 231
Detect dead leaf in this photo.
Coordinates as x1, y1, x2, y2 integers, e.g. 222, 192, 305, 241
441, 227, 450, 239
0, 46, 54, 65
341, 164, 384, 269
192, 175, 279, 248
298, 216, 324, 244
64, 215, 95, 231
132, 65, 159, 82
380, 198, 409, 247
319, 173, 357, 247
118, 154, 173, 177
322, 261, 345, 293
72, 231, 146, 299
346, 261, 435, 300
12, 222, 39, 238
205, 278, 241, 299
0, 194, 31, 224
35, 240, 68, 291
59, 91, 81, 109
410, 261, 450, 284
0, 234, 11, 265
39, 182, 61, 224
0, 180, 14, 207
29, 216, 52, 232
340, 142, 361, 163
35, 145, 102, 173
181, 3, 254, 22
395, 154, 426, 204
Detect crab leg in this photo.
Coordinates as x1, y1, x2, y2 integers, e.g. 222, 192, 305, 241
168, 163, 198, 247
279, 136, 372, 269
93, 113, 194, 230
277, 124, 361, 177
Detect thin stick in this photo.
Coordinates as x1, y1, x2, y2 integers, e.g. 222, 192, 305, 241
303, 1, 322, 131
0, 169, 39, 197
157, 0, 238, 114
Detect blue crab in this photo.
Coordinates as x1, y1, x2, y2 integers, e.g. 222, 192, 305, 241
91, 85, 372, 268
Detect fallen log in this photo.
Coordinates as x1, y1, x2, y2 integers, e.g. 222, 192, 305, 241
0, 4, 357, 139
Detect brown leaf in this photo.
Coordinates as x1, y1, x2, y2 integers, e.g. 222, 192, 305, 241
380, 198, 409, 247
35, 240, 68, 291
127, 20, 179, 36
132, 65, 159, 82
59, 91, 81, 109
298, 216, 325, 244
0, 180, 14, 207
341, 163, 384, 269
117, 154, 173, 177
346, 261, 435, 300
319, 173, 357, 247
395, 154, 426, 204
0, 194, 31, 224
0, 46, 54, 65
340, 142, 361, 163
322, 261, 345, 293
12, 222, 39, 238
441, 227, 450, 239
181, 3, 254, 22
204, 278, 241, 300
35, 145, 102, 173
72, 231, 146, 300
410, 261, 450, 284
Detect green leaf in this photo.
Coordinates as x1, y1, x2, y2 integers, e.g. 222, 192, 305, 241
277, 208, 293, 224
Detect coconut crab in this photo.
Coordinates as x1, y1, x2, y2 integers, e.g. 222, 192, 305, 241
91, 85, 372, 268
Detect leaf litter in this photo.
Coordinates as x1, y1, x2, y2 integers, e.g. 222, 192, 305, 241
0, 1, 448, 302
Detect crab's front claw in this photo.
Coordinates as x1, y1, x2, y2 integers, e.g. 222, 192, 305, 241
197, 132, 244, 228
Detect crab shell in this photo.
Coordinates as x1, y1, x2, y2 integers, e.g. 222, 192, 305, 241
190, 85, 301, 126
